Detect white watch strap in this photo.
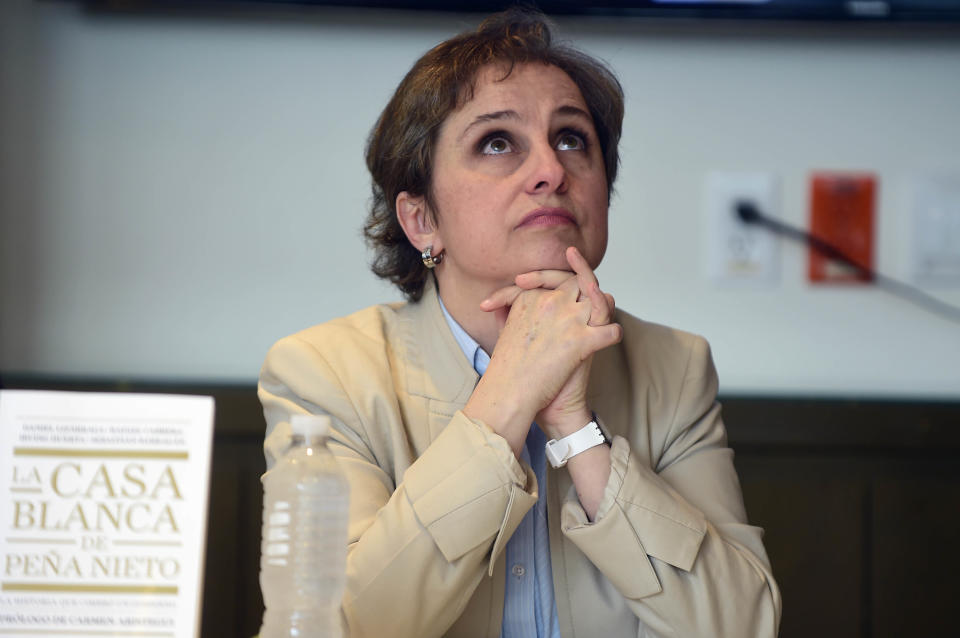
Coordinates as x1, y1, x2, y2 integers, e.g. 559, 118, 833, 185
545, 420, 606, 468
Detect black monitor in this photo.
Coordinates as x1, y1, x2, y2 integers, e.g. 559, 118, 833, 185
241, 0, 960, 22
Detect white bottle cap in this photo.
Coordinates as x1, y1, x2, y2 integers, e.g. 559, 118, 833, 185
290, 413, 331, 439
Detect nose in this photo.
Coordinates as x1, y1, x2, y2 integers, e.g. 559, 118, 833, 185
523, 141, 567, 195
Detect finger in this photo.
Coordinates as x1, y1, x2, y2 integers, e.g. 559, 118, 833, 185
565, 246, 599, 288
605, 292, 615, 311
493, 306, 510, 332
581, 322, 623, 357
585, 281, 611, 326
480, 285, 524, 312
566, 247, 611, 326
557, 270, 583, 300
514, 270, 575, 291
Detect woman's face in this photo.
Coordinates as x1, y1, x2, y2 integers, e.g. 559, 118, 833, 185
427, 63, 609, 293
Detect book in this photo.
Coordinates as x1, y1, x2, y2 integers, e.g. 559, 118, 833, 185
0, 390, 214, 638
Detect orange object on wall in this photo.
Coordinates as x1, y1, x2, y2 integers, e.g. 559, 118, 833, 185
808, 172, 876, 283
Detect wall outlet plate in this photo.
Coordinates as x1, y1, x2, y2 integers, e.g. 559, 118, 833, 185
703, 171, 781, 286
808, 172, 876, 284
908, 175, 960, 287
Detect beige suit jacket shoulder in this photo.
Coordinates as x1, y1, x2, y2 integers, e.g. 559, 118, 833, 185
258, 283, 781, 638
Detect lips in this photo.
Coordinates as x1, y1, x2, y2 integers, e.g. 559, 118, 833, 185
515, 207, 577, 229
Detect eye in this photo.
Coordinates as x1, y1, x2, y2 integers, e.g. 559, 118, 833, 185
480, 135, 513, 155
556, 131, 586, 151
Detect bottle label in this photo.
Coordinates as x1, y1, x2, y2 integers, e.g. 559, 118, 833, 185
264, 501, 291, 566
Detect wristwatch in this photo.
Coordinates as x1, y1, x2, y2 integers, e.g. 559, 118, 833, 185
545, 420, 607, 468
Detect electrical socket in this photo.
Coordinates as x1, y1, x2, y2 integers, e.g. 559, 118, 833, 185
703, 171, 781, 285
908, 175, 960, 287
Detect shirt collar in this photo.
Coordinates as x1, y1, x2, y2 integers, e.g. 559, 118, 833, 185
438, 295, 491, 376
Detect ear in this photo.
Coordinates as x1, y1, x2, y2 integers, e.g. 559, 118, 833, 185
396, 191, 442, 254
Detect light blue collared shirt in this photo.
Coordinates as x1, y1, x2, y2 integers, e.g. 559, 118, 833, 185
439, 297, 561, 638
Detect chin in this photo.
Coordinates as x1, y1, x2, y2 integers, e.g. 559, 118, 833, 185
521, 247, 575, 274
510, 234, 606, 277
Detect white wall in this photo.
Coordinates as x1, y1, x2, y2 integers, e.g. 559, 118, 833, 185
2, 1, 958, 397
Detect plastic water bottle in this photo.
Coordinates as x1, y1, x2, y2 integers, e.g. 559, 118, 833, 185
259, 414, 349, 638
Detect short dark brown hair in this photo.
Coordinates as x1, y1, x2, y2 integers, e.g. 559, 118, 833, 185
363, 8, 625, 301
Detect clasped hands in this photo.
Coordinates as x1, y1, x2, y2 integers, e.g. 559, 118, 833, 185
463, 246, 622, 459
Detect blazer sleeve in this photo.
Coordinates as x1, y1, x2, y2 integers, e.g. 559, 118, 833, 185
258, 332, 537, 638
560, 335, 782, 637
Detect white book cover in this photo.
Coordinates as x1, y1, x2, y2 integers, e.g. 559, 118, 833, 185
0, 390, 215, 638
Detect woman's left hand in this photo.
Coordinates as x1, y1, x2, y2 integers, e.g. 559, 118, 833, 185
481, 246, 615, 439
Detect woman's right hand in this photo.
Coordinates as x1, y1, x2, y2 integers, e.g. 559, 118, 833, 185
463, 249, 621, 457
514, 247, 616, 438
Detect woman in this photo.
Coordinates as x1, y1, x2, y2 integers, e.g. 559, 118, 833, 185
259, 9, 781, 638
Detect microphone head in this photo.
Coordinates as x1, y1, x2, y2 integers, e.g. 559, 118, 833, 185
735, 200, 761, 224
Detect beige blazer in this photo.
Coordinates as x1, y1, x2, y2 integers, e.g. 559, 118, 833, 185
258, 281, 781, 638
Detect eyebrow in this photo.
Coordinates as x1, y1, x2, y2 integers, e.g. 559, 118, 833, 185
459, 110, 520, 141
555, 105, 592, 122
458, 105, 593, 142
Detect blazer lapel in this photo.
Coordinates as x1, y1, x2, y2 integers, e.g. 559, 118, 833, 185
399, 277, 480, 442
397, 279, 503, 637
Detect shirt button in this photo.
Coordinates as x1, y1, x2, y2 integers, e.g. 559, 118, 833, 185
511, 564, 525, 578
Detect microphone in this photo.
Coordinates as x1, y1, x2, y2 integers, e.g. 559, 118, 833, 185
734, 200, 872, 280
732, 200, 960, 325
